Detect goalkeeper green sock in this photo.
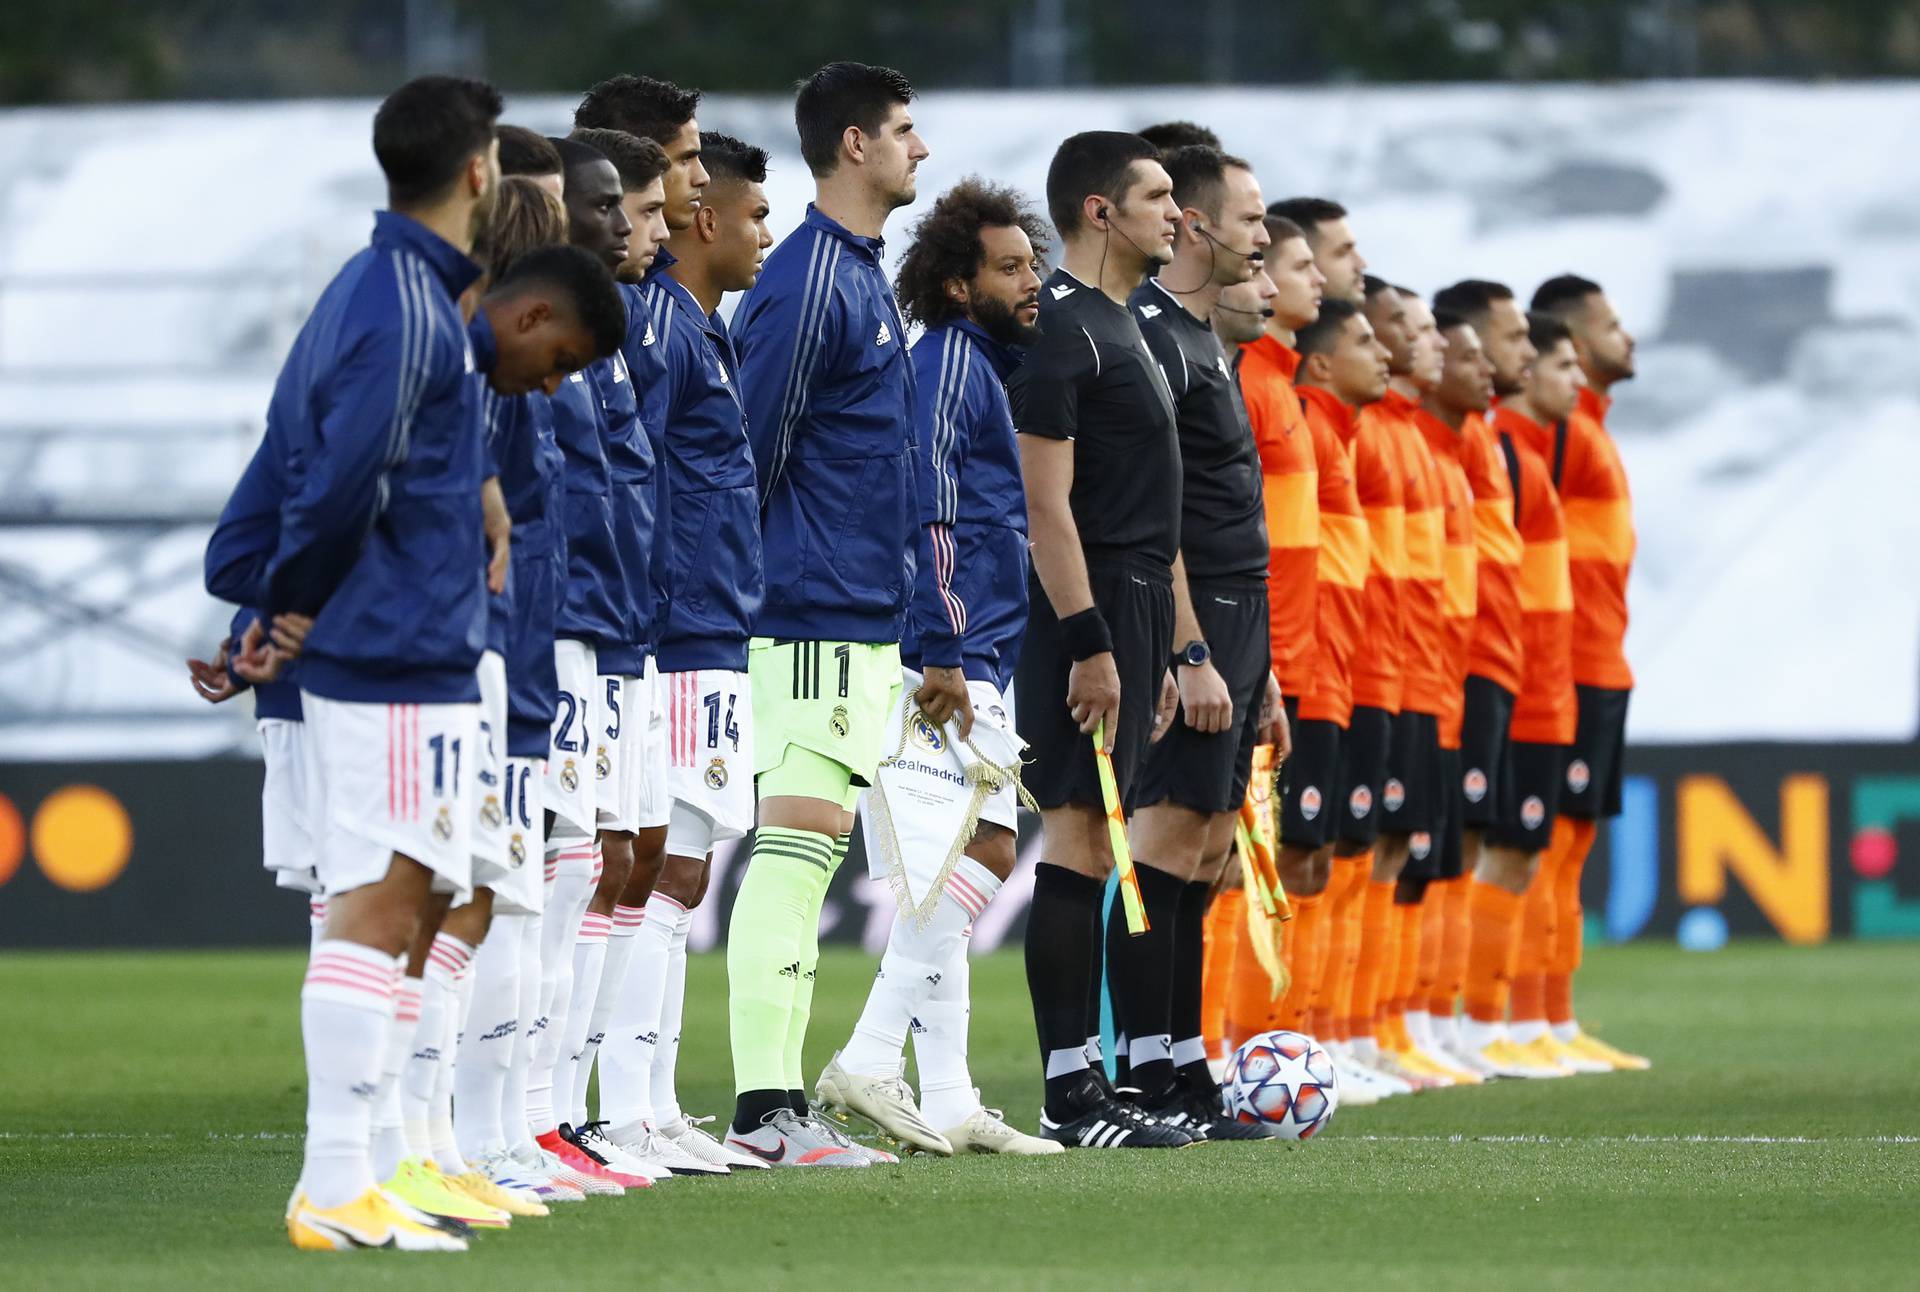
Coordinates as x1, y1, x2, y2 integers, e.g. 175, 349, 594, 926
782, 832, 851, 1102
728, 826, 834, 1131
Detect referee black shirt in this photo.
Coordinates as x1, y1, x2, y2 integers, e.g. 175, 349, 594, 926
1009, 268, 1181, 569
1129, 278, 1268, 581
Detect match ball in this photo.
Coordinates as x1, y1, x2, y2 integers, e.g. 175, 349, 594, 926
1221, 1029, 1339, 1140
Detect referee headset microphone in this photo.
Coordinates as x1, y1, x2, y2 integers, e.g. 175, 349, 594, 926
1197, 225, 1274, 316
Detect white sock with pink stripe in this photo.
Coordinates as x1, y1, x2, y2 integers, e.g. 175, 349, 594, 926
560, 908, 612, 1127
914, 930, 981, 1130
403, 933, 472, 1162
308, 898, 328, 957
571, 902, 645, 1125
371, 970, 420, 1180
528, 840, 598, 1137
431, 958, 476, 1174
300, 939, 399, 1208
601, 892, 680, 1137
841, 857, 1002, 1078
649, 904, 693, 1127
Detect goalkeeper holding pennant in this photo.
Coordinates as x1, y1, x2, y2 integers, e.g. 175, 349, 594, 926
818, 180, 1062, 1156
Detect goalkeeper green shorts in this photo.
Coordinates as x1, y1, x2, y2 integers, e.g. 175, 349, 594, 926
749, 638, 903, 809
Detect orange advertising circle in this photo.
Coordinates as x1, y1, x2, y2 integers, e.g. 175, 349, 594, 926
31, 785, 133, 892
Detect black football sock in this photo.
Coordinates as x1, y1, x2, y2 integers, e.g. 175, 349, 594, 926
732, 1089, 790, 1135
1027, 863, 1104, 1114
1172, 878, 1216, 1096
788, 1089, 810, 1116
1106, 862, 1185, 1098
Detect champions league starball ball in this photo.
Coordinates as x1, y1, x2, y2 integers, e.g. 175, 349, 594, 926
1221, 1029, 1340, 1140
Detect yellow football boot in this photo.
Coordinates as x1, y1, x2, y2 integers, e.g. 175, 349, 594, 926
1564, 1029, 1652, 1071
453, 1170, 550, 1218
287, 1188, 469, 1252
385, 1157, 510, 1229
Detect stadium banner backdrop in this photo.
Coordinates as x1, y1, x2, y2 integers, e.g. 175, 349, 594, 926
4, 84, 1920, 763
3, 745, 1918, 951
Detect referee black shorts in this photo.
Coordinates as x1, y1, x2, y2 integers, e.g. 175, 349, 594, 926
1017, 554, 1174, 815
1381, 709, 1442, 836
1561, 685, 1630, 820
1458, 674, 1515, 831
1334, 704, 1395, 849
1277, 696, 1343, 850
1137, 580, 1270, 814
1488, 740, 1567, 853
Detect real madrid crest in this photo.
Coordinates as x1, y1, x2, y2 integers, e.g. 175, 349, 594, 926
560, 758, 579, 792
432, 804, 454, 842
509, 833, 527, 867
595, 743, 612, 780
829, 705, 850, 739
480, 794, 503, 829
705, 757, 729, 790
909, 712, 945, 753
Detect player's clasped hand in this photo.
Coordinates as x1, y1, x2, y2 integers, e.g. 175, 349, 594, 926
186, 637, 241, 704
232, 613, 314, 684
914, 665, 974, 740
1177, 657, 1234, 733
1067, 650, 1121, 751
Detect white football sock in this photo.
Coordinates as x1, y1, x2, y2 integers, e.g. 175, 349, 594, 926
300, 940, 398, 1208
403, 935, 471, 1159
455, 914, 520, 1163
372, 971, 421, 1180
431, 959, 475, 1174
844, 857, 1001, 1078
572, 902, 643, 1125
1459, 1016, 1505, 1052
1509, 1019, 1548, 1045
602, 893, 679, 1135
1551, 1020, 1580, 1044
528, 841, 596, 1136
914, 930, 981, 1130
503, 910, 544, 1157
560, 909, 611, 1127
649, 905, 693, 1126
308, 897, 328, 957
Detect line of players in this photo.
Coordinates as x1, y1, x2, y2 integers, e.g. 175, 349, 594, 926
193, 67, 1654, 1251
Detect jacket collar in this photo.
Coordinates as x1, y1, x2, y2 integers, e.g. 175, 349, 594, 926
655, 268, 726, 341
1578, 384, 1611, 424
1491, 402, 1553, 455
1297, 383, 1357, 440
642, 244, 679, 286
946, 317, 1020, 380
1242, 333, 1300, 381
372, 210, 482, 299
466, 311, 498, 375
805, 203, 884, 260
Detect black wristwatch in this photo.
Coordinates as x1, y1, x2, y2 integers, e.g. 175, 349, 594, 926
1172, 640, 1211, 669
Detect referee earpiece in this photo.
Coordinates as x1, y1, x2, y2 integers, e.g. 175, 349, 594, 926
1096, 206, 1111, 224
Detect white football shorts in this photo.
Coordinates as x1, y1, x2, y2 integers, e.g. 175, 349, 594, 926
258, 717, 319, 894
545, 638, 598, 840
301, 691, 479, 902
662, 667, 755, 856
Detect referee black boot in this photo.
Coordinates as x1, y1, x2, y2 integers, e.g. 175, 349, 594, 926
1038, 1073, 1194, 1149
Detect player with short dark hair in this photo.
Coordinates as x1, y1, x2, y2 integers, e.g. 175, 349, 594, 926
1454, 310, 1586, 1080
531, 134, 676, 1186
496, 125, 563, 197
1118, 144, 1280, 1140
725, 62, 933, 1168
1518, 274, 1649, 1072
574, 74, 710, 232
1266, 197, 1366, 305
1398, 297, 1489, 1082
1012, 130, 1192, 1149
594, 131, 778, 1177
1281, 297, 1394, 1104
1220, 216, 1328, 1050
238, 74, 501, 1252
1137, 120, 1222, 151
819, 178, 1062, 1157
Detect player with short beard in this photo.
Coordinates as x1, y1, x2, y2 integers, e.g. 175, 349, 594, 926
1010, 131, 1191, 1150
819, 178, 1062, 1157
1282, 297, 1394, 1104
725, 62, 934, 1168
237, 76, 508, 1252
1120, 146, 1283, 1141
1518, 275, 1650, 1073
595, 132, 778, 1177
1455, 311, 1586, 1081
1266, 197, 1367, 306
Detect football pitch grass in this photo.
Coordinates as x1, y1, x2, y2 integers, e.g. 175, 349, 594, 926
2, 942, 1916, 1289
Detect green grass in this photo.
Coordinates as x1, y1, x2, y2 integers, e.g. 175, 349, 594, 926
2, 942, 1917, 1289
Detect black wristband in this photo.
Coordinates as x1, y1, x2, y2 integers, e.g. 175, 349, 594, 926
1060, 608, 1113, 661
